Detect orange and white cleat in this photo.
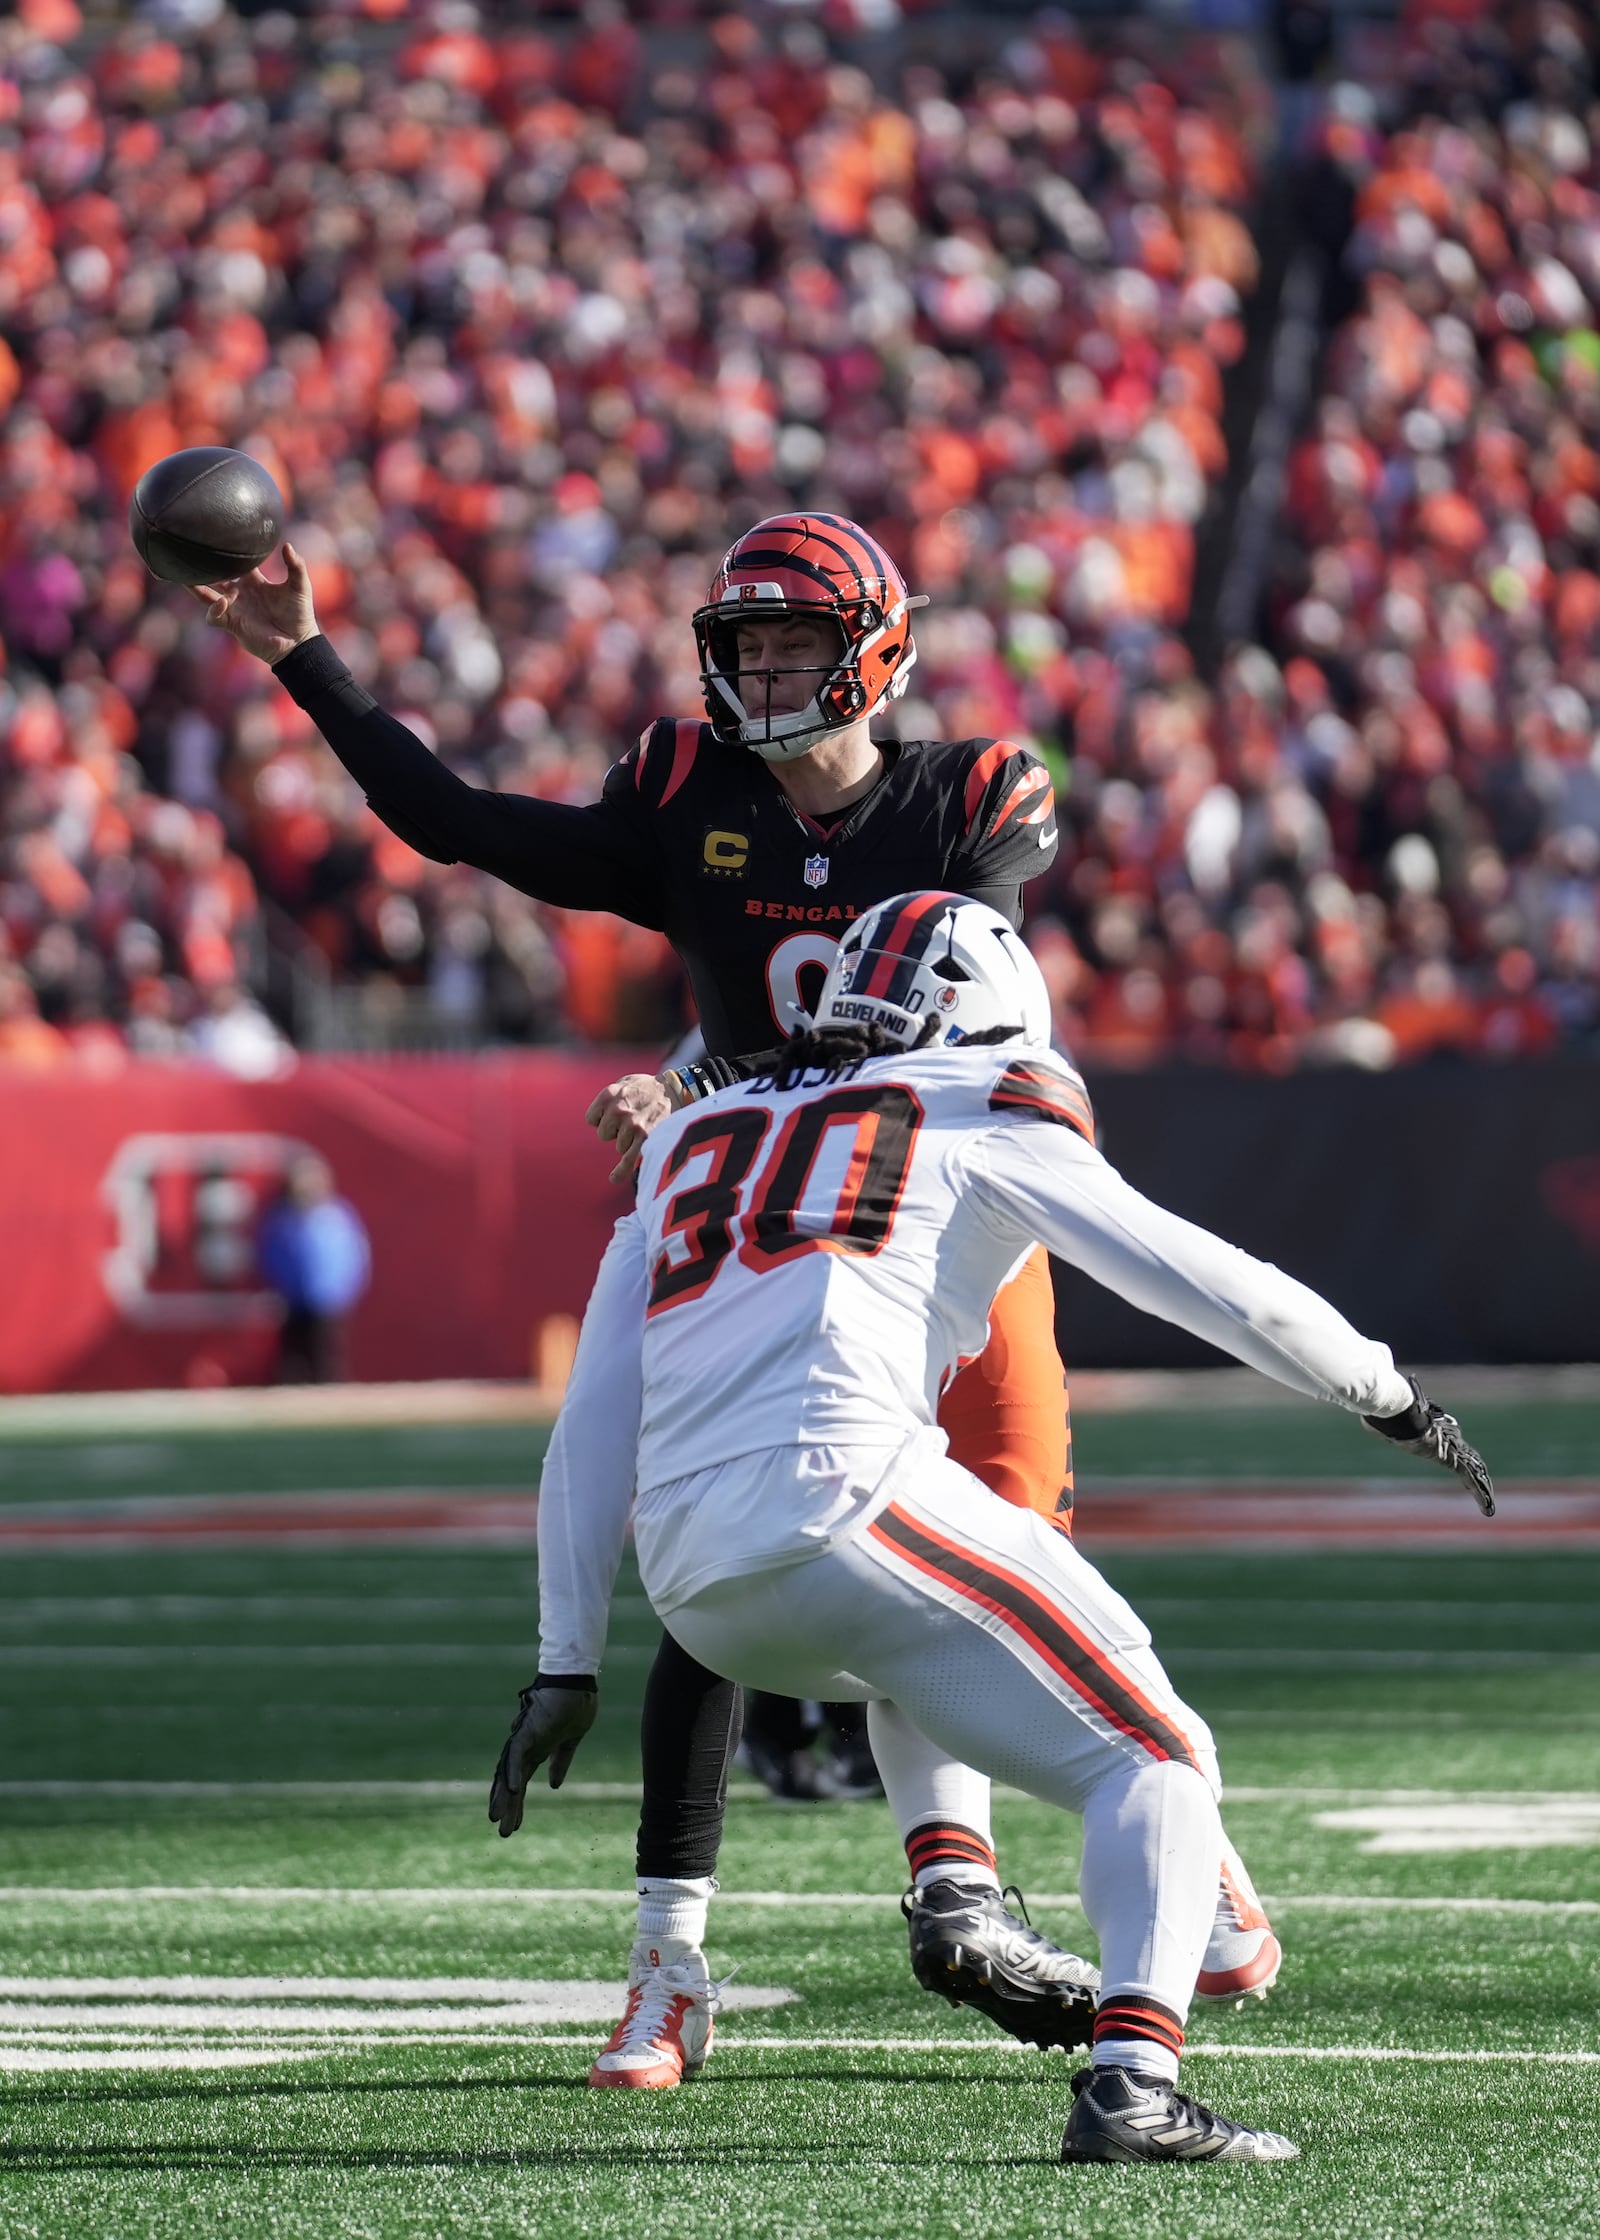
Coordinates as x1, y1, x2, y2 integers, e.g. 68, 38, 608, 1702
588, 1943, 717, 2089
1194, 1843, 1282, 2006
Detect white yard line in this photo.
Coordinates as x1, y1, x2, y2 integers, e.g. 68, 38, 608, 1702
0, 1596, 1572, 1626
0, 1998, 798, 2034
1221, 1786, 1600, 1805
0, 1597, 574, 1623
3, 1642, 1594, 1669
0, 2034, 1594, 2072
0, 1594, 1565, 1625
0, 1645, 548, 1666
0, 1975, 706, 2001
0, 2048, 310, 2072
2, 1887, 1597, 1915
1168, 1649, 1600, 1668
0, 1780, 745, 1802
1137, 1598, 1600, 1620
686, 2037, 1600, 2067
2, 1779, 1596, 1807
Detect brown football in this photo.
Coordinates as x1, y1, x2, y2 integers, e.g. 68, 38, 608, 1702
130, 447, 285, 586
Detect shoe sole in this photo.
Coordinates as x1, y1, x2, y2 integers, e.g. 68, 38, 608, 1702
1061, 2136, 1299, 2165
587, 2055, 708, 2091
1194, 1933, 1283, 2007
912, 1946, 1097, 2052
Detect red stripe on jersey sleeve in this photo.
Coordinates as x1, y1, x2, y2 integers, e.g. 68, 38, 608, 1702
659, 719, 702, 807
963, 739, 1027, 830
987, 763, 1054, 836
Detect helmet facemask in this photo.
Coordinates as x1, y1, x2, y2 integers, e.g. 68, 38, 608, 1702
694, 586, 924, 763
697, 602, 854, 761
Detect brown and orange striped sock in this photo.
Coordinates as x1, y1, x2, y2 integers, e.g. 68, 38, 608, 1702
904, 1819, 1000, 1891
1091, 1992, 1185, 2086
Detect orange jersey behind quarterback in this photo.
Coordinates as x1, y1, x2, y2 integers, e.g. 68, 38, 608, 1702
938, 1248, 1073, 1529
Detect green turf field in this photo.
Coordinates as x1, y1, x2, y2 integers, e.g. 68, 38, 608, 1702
1, 1385, 1599, 1500
1, 1401, 1597, 2238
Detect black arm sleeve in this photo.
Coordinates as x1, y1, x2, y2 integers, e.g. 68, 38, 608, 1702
711, 1045, 786, 1086
273, 637, 667, 927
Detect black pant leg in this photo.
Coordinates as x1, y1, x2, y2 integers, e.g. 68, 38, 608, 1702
276, 1309, 343, 1384
636, 1629, 743, 1881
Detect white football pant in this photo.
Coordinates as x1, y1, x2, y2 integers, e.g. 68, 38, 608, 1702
656, 1445, 1224, 2043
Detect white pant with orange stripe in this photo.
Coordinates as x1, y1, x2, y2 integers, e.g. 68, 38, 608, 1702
653, 1443, 1226, 2055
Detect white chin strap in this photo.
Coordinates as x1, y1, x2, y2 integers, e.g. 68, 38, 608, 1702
741, 698, 840, 762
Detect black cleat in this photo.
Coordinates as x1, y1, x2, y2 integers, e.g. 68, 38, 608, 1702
820, 1728, 885, 1803
739, 1736, 841, 1803
904, 1880, 1099, 2051
1060, 2064, 1299, 2163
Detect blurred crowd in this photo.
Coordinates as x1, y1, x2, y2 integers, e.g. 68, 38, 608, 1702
0, 0, 1594, 1073
1220, 0, 1600, 1068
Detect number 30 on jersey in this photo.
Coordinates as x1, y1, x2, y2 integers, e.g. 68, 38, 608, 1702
646, 1085, 922, 1316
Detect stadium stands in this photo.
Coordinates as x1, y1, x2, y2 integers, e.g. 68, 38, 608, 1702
1248, 21, 1600, 1065
0, 2, 1593, 1069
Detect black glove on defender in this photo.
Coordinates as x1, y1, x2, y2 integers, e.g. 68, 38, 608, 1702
489, 1676, 599, 1836
1363, 1377, 1495, 1517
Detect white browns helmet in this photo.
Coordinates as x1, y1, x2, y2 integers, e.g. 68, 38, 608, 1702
814, 891, 1052, 1050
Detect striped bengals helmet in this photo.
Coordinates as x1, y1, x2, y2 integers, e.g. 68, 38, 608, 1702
693, 512, 928, 762
813, 891, 1052, 1050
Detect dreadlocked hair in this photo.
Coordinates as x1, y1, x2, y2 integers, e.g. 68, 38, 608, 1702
760, 1016, 1022, 1092
762, 1015, 938, 1091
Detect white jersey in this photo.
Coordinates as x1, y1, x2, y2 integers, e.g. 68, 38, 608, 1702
536, 1044, 1413, 1667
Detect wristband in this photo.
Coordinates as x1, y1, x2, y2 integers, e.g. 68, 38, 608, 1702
533, 1672, 598, 1692
666, 1062, 718, 1104
272, 634, 350, 697
1362, 1377, 1430, 1442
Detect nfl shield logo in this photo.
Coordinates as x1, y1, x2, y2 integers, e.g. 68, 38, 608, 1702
803, 854, 829, 889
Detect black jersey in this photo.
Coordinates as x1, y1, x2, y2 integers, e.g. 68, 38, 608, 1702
274, 637, 1059, 1057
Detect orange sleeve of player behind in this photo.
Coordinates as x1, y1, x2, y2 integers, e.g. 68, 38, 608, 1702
937, 1247, 1074, 1532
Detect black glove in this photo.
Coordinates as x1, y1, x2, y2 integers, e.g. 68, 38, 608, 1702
1363, 1378, 1495, 1517
489, 1675, 599, 1837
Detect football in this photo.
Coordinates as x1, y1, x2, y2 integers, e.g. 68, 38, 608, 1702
129, 446, 285, 586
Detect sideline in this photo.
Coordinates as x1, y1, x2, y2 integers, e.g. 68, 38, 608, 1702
0, 1362, 1592, 1441
1, 2036, 1596, 2074
4, 1481, 1600, 1547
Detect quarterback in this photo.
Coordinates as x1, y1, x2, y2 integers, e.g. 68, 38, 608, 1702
498, 890, 1494, 2163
